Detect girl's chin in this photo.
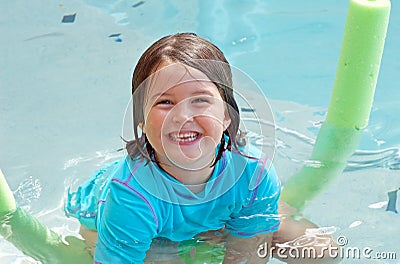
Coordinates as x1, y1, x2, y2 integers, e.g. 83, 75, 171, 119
163, 140, 202, 157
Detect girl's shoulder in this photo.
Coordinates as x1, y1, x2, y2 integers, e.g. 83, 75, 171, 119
225, 144, 278, 188
108, 156, 146, 181
228, 143, 267, 166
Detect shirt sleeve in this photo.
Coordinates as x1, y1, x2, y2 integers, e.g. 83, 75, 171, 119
225, 164, 281, 238
94, 179, 158, 263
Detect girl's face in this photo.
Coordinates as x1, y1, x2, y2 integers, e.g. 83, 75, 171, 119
142, 63, 231, 171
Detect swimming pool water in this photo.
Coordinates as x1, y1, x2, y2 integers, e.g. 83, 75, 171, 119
1, 0, 399, 263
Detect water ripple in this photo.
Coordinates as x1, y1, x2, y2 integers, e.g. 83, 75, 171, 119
346, 147, 400, 171
243, 117, 400, 172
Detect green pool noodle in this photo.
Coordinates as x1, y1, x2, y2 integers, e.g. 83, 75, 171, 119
0, 169, 16, 214
0, 170, 92, 263
281, 0, 391, 210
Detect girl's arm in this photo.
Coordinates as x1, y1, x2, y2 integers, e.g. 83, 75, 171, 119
222, 202, 340, 263
222, 160, 280, 263
94, 179, 157, 263
272, 202, 340, 263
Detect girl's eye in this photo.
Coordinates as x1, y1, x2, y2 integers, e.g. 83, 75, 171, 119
192, 97, 210, 104
156, 100, 173, 105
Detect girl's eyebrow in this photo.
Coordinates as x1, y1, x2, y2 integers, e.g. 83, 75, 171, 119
151, 91, 172, 100
191, 90, 215, 96
151, 89, 215, 101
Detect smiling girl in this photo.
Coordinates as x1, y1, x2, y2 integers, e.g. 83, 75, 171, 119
65, 33, 337, 263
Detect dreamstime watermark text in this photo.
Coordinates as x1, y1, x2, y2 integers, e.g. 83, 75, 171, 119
257, 235, 397, 261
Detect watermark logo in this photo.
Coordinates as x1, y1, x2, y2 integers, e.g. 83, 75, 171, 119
334, 235, 397, 261
257, 233, 397, 261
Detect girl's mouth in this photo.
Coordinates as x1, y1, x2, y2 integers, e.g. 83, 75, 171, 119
168, 131, 201, 144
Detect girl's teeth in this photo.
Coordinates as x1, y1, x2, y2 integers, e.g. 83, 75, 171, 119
170, 132, 199, 142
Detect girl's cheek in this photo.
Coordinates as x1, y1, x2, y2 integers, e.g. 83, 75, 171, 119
148, 108, 165, 121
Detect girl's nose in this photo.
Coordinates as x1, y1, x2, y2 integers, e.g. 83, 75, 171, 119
171, 101, 194, 124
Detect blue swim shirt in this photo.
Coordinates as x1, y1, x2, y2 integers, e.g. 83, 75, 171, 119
72, 146, 280, 263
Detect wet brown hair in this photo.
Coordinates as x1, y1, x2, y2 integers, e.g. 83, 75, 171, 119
126, 33, 242, 165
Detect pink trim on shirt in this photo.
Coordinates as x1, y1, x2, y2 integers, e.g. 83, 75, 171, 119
245, 155, 269, 208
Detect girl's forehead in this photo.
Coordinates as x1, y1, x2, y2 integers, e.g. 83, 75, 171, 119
146, 62, 216, 96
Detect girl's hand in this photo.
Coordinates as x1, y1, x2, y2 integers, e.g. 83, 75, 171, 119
272, 202, 341, 263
